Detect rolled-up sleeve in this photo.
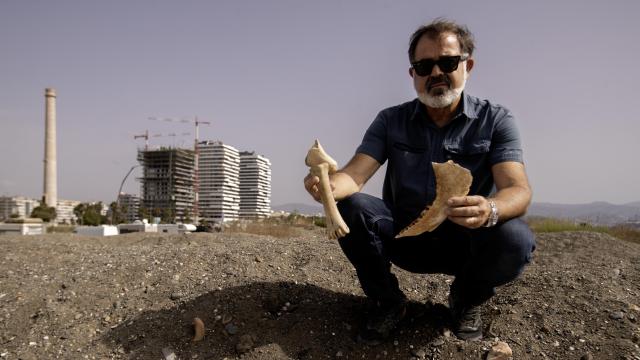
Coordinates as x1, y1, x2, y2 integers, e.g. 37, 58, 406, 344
356, 111, 388, 164
489, 110, 524, 165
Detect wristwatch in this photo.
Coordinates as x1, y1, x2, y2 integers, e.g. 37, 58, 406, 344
484, 200, 499, 227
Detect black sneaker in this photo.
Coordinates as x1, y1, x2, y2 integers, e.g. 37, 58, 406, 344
448, 292, 483, 341
356, 299, 407, 346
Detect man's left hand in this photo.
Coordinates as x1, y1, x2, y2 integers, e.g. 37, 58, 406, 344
446, 196, 491, 229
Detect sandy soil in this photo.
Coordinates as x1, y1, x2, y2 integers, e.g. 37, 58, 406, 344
0, 228, 639, 359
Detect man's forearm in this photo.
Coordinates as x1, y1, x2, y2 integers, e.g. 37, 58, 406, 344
491, 185, 532, 222
330, 171, 361, 201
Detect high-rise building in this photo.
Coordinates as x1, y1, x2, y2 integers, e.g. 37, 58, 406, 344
117, 193, 140, 223
0, 196, 40, 220
198, 141, 240, 223
138, 148, 195, 222
239, 152, 271, 219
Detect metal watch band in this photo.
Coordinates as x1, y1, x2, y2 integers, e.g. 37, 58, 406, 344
484, 200, 499, 227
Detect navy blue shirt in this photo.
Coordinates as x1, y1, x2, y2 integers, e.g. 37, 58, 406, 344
356, 93, 524, 228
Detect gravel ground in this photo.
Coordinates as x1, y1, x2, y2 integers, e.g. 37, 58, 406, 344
0, 228, 639, 359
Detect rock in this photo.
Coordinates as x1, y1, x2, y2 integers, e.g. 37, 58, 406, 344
612, 268, 621, 276
431, 338, 445, 347
629, 304, 640, 312
335, 350, 343, 357
169, 292, 184, 300
236, 334, 254, 354
609, 311, 624, 320
222, 314, 232, 324
486, 341, 512, 360
580, 353, 593, 360
161, 347, 177, 360
225, 323, 238, 335
411, 348, 427, 358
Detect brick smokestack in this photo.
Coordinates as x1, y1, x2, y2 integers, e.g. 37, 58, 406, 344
43, 88, 57, 208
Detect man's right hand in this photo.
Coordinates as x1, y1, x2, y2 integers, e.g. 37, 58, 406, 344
303, 172, 335, 203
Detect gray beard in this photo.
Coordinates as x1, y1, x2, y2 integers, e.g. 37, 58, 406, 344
418, 85, 464, 108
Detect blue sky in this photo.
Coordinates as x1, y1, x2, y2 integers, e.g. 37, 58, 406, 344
1, 0, 639, 206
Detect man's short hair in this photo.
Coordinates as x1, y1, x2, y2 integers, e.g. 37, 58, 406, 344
408, 18, 475, 62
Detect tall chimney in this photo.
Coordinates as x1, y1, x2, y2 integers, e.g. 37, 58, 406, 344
43, 88, 57, 208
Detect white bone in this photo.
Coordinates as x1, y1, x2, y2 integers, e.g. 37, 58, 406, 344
305, 140, 350, 239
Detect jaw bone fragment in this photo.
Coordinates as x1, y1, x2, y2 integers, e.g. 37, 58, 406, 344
396, 160, 472, 238
305, 140, 350, 240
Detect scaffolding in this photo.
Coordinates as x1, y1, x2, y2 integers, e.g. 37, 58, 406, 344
137, 148, 195, 222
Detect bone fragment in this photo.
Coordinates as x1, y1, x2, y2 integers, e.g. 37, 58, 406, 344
396, 160, 472, 238
305, 140, 350, 239
192, 317, 205, 342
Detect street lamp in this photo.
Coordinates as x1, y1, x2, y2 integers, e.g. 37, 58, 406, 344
113, 165, 141, 224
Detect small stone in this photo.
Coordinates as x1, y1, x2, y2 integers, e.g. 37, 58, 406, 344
161, 347, 177, 360
75, 314, 82, 320
431, 339, 445, 347
486, 341, 512, 360
29, 342, 37, 346
609, 311, 624, 320
103, 315, 111, 322
629, 304, 640, 312
254, 256, 263, 263
411, 348, 427, 359
580, 353, 593, 360
613, 269, 621, 276
393, 340, 399, 346
169, 292, 183, 300
222, 314, 232, 324
553, 341, 560, 347
569, 346, 575, 351
443, 329, 452, 338
225, 323, 238, 335
236, 334, 254, 354
335, 350, 343, 357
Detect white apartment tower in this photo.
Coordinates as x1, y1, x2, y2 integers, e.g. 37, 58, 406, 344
239, 152, 271, 219
198, 141, 240, 222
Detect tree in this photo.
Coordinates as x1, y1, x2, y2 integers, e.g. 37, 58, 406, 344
73, 202, 107, 226
139, 207, 150, 222
31, 205, 57, 223
109, 201, 127, 224
74, 203, 87, 225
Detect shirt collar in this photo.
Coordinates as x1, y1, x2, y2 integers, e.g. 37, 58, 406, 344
410, 92, 479, 123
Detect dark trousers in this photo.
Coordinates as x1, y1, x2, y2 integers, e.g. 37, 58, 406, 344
337, 193, 536, 307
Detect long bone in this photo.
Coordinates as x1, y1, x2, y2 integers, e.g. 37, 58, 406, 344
305, 140, 350, 239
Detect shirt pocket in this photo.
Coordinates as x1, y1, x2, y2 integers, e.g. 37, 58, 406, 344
389, 142, 429, 216
443, 139, 490, 173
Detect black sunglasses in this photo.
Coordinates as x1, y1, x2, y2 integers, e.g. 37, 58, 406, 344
411, 55, 469, 77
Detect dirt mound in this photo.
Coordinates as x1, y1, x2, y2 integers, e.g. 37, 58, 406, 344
1, 230, 639, 359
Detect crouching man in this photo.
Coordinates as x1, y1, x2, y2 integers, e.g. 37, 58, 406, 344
303, 18, 535, 344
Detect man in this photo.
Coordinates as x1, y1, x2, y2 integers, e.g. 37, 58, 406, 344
304, 19, 535, 344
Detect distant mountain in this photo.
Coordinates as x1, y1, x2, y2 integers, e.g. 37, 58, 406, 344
274, 201, 640, 225
527, 201, 640, 225
273, 203, 323, 216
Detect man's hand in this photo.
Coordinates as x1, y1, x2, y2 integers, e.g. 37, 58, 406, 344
303, 173, 335, 203
446, 195, 492, 229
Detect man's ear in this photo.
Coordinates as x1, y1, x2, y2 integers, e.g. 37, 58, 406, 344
466, 58, 475, 73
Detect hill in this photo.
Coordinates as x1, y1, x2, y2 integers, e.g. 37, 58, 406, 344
528, 201, 640, 225
0, 229, 639, 359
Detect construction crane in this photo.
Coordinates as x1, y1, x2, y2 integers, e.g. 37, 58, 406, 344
133, 130, 191, 150
148, 116, 211, 223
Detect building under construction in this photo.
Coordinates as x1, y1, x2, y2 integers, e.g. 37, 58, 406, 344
137, 148, 195, 222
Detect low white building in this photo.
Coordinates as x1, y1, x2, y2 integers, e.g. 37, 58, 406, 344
56, 199, 81, 225
75, 225, 119, 236
0, 218, 44, 235
0, 196, 40, 220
